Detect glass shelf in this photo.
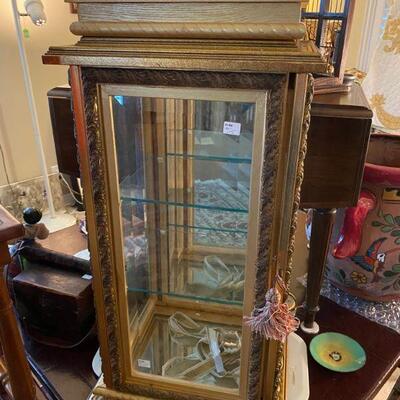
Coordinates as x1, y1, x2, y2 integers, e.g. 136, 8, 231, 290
121, 196, 248, 214
135, 315, 242, 389
166, 152, 252, 165
125, 228, 246, 304
168, 223, 247, 235
127, 288, 243, 306
120, 176, 250, 214
121, 205, 248, 249
165, 126, 254, 160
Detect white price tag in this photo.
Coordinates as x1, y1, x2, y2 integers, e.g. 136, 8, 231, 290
137, 359, 151, 369
223, 121, 241, 136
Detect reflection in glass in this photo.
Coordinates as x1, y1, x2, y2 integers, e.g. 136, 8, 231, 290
109, 91, 258, 390
137, 315, 242, 389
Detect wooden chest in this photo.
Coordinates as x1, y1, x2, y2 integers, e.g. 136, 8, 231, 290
13, 263, 94, 346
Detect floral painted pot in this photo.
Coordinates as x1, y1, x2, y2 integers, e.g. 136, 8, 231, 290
327, 162, 400, 302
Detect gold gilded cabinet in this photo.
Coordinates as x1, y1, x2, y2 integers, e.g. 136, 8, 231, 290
44, 1, 323, 399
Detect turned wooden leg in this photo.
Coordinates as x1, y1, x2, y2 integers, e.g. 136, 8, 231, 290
301, 208, 336, 334
0, 207, 35, 400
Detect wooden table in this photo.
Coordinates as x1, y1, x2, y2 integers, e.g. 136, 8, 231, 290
299, 84, 373, 333
298, 297, 400, 400
36, 223, 87, 256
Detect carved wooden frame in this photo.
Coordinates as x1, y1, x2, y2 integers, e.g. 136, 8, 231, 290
76, 67, 308, 400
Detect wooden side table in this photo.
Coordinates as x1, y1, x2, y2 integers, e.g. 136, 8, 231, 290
299, 84, 373, 333
298, 297, 400, 400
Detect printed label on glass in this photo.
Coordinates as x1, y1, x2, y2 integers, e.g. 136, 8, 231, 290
223, 121, 241, 136
137, 359, 151, 369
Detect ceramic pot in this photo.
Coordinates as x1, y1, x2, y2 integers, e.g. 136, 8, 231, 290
327, 162, 400, 302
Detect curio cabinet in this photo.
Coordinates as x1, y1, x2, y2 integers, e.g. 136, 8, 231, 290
43, 1, 324, 399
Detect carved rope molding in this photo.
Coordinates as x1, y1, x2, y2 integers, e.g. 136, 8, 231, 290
81, 67, 287, 400
272, 74, 314, 400
285, 74, 314, 288
81, 74, 123, 390
70, 21, 306, 40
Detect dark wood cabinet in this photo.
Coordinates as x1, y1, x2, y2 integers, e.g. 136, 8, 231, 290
47, 87, 79, 178
301, 84, 373, 209
300, 84, 373, 333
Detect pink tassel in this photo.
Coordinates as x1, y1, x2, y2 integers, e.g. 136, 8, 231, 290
244, 286, 299, 343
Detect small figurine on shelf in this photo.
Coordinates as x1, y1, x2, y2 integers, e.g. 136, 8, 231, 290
6, 208, 49, 295
9, 208, 49, 258
22, 207, 49, 241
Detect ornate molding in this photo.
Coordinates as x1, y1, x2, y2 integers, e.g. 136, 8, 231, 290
70, 21, 306, 40
248, 75, 287, 400
272, 74, 314, 400
81, 67, 287, 400
285, 74, 313, 287
81, 75, 123, 390
68, 0, 310, 3
43, 40, 325, 74
93, 385, 154, 399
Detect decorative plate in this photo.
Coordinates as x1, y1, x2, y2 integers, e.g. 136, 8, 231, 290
309, 332, 366, 372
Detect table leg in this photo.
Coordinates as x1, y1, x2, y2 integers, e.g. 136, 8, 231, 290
301, 208, 336, 334
0, 242, 35, 400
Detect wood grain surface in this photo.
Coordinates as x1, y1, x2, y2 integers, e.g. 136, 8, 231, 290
0, 206, 24, 243
300, 84, 372, 209
299, 297, 400, 400
78, 2, 300, 23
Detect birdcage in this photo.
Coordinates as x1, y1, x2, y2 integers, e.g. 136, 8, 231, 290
302, 0, 353, 77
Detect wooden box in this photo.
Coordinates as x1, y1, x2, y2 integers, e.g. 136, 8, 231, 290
13, 264, 94, 346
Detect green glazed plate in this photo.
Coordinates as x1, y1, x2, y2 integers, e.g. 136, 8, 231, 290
309, 332, 366, 373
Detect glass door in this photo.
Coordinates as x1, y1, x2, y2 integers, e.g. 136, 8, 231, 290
100, 85, 267, 398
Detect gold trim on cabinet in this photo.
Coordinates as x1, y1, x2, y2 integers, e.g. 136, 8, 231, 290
54, 2, 322, 398
93, 385, 153, 400
67, 0, 308, 3
285, 74, 314, 286
70, 21, 306, 40
78, 68, 290, 400
69, 66, 117, 388
272, 74, 314, 400
43, 41, 325, 74
99, 83, 268, 400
